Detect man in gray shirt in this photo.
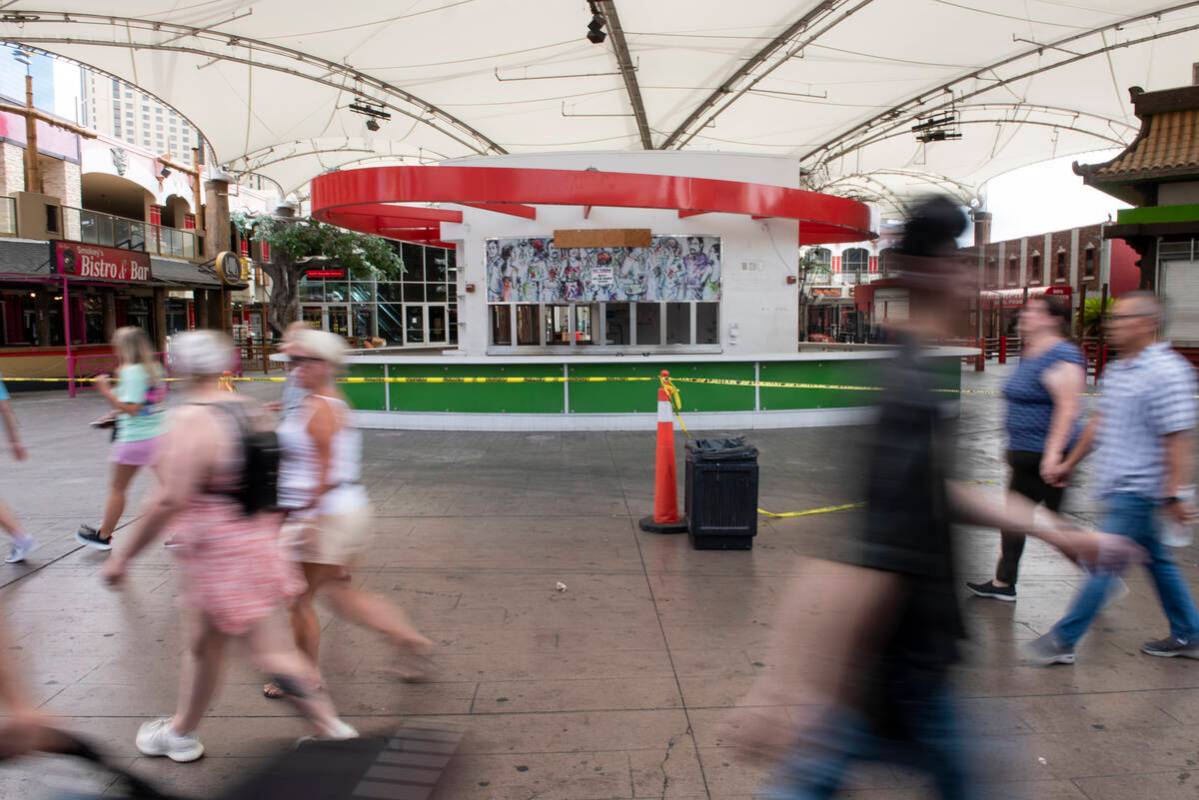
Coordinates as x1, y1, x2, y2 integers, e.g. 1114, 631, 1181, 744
1031, 291, 1199, 663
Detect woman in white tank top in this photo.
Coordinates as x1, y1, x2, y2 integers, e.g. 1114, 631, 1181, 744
264, 329, 432, 699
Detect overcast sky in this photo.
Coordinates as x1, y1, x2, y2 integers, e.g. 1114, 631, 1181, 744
983, 149, 1129, 242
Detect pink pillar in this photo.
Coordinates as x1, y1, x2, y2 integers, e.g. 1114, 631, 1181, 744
63, 276, 76, 397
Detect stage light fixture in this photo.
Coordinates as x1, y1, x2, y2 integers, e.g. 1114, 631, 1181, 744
586, 2, 606, 44
159, 165, 172, 179
349, 98, 392, 123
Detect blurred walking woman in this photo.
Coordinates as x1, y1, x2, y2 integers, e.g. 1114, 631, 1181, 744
968, 297, 1086, 601
102, 331, 355, 762
77, 327, 167, 550
263, 328, 431, 699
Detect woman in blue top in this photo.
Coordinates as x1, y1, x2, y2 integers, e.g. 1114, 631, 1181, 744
76, 327, 167, 551
968, 297, 1086, 601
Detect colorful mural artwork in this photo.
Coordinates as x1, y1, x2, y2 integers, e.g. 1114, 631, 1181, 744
485, 235, 721, 303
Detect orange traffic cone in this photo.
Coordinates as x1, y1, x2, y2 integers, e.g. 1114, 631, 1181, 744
640, 370, 688, 534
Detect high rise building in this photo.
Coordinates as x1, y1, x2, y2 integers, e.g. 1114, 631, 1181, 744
81, 73, 198, 167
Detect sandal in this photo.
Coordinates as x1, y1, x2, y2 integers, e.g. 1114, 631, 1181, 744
263, 681, 324, 699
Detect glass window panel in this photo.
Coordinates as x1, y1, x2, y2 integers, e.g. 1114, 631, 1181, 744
84, 295, 105, 344
401, 243, 425, 281
516, 304, 540, 345
327, 306, 350, 338
428, 306, 448, 343
325, 281, 349, 302
696, 303, 719, 344
604, 303, 631, 345
377, 282, 403, 302
575, 304, 598, 346
427, 250, 448, 283
350, 281, 375, 302
302, 307, 323, 328
299, 281, 324, 302
445, 248, 456, 270
404, 305, 424, 344
666, 303, 691, 345
377, 303, 404, 345
636, 303, 661, 345
544, 305, 571, 345
448, 306, 458, 345
352, 304, 375, 340
427, 283, 449, 303
490, 305, 512, 346
403, 283, 425, 302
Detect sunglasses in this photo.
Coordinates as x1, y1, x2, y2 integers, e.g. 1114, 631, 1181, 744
1105, 312, 1155, 321
289, 355, 325, 365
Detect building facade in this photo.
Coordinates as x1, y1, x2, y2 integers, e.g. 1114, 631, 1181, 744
81, 74, 199, 168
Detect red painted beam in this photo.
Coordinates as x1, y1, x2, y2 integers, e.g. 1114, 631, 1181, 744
312, 165, 874, 245
460, 201, 537, 220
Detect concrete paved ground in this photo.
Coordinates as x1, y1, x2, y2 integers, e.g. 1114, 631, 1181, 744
1, 364, 1198, 799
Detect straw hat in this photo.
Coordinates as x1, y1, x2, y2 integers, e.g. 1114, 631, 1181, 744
293, 328, 347, 365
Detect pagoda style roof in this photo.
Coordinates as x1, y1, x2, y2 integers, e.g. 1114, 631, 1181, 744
1076, 85, 1199, 205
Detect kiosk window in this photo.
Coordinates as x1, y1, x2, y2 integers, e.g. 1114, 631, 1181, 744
666, 303, 690, 345
636, 303, 661, 345
490, 305, 512, 346
696, 303, 719, 345
516, 304, 540, 346
605, 303, 631, 345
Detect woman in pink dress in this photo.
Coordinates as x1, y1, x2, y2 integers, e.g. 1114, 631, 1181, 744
102, 330, 356, 763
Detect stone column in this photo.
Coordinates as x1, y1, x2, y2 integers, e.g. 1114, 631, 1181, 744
102, 290, 116, 340
195, 288, 210, 328
152, 286, 168, 350
203, 177, 231, 260
35, 289, 50, 346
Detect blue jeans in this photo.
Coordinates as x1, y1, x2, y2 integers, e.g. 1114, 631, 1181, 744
1053, 492, 1199, 647
765, 678, 968, 799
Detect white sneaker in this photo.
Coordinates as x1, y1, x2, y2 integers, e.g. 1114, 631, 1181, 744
5, 535, 35, 564
296, 719, 359, 748
136, 717, 205, 763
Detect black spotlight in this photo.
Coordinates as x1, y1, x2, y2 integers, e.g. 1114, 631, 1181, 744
365, 118, 380, 132
586, 2, 606, 44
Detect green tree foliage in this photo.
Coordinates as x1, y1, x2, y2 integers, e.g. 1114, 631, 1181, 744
232, 212, 402, 335
1082, 296, 1114, 337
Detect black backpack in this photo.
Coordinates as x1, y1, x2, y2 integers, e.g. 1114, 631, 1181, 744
203, 403, 281, 515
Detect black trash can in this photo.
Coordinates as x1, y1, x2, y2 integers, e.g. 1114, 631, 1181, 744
685, 436, 759, 550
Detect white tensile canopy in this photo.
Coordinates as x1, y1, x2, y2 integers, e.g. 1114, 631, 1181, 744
0, 1, 1194, 213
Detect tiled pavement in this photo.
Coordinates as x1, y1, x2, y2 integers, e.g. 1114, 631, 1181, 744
2, 365, 1198, 798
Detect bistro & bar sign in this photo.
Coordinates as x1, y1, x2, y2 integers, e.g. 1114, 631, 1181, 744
51, 241, 153, 282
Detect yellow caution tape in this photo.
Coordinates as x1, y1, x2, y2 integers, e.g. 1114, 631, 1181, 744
758, 502, 864, 518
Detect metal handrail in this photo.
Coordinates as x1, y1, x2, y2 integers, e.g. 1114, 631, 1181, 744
59, 206, 196, 259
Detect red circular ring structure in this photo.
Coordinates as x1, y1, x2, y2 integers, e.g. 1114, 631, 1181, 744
310, 165, 874, 246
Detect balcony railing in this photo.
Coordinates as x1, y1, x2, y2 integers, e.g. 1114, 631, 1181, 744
60, 206, 197, 259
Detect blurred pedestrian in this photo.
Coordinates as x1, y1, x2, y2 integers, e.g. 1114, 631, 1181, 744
967, 296, 1086, 601
101, 330, 356, 763
262, 328, 432, 700
1030, 292, 1199, 663
723, 197, 1142, 799
0, 370, 35, 563
77, 327, 167, 551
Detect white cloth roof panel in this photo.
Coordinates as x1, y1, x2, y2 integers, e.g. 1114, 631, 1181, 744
0, 1, 1195, 215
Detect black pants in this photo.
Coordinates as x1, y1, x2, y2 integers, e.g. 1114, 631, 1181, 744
996, 449, 1066, 586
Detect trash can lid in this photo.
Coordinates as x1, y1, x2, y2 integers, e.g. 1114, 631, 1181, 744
686, 436, 758, 460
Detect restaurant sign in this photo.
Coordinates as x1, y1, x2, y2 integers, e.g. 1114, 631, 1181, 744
51, 241, 152, 282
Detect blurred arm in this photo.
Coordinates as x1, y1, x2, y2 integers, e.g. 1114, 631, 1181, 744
110, 410, 208, 565
947, 480, 1137, 568
0, 400, 17, 443
1041, 361, 1084, 467
1163, 430, 1194, 500
1061, 414, 1100, 474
